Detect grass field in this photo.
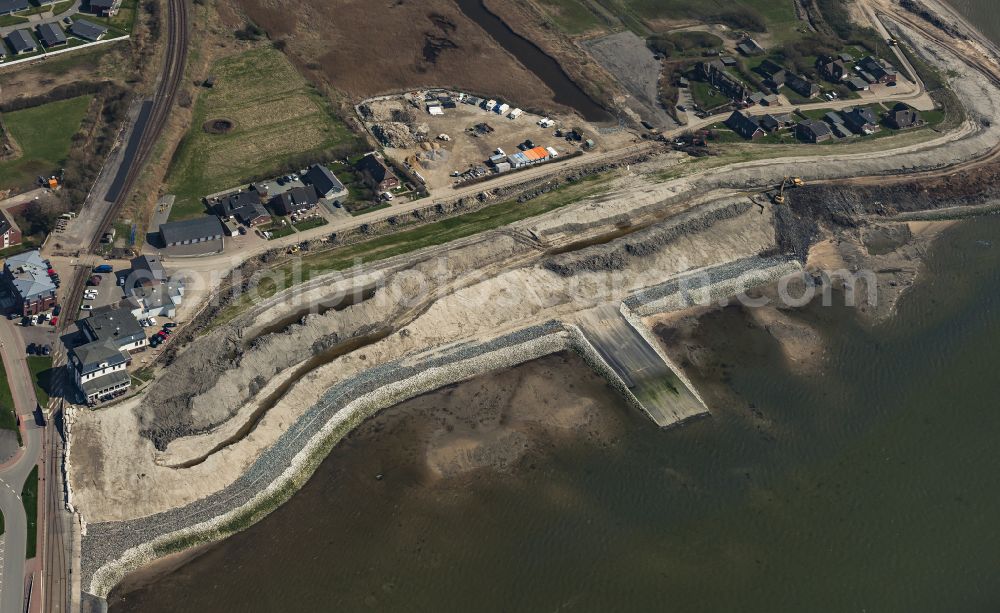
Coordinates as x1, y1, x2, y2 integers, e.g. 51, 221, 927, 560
210, 173, 616, 328
0, 362, 19, 440
537, 0, 802, 41
22, 466, 37, 559
166, 47, 361, 220
0, 95, 92, 189
26, 356, 53, 407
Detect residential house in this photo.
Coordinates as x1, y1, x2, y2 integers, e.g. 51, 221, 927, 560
214, 190, 260, 219
725, 111, 765, 140
758, 59, 787, 89
817, 57, 847, 82
885, 102, 922, 129
357, 153, 400, 193
858, 56, 897, 84
847, 77, 870, 91
697, 61, 750, 104
759, 113, 793, 133
303, 164, 347, 201
77, 303, 147, 352
129, 254, 167, 286
6, 29, 36, 55
88, 0, 121, 16
785, 73, 820, 98
0, 210, 22, 250
796, 119, 834, 143
269, 185, 319, 216
234, 202, 271, 226
69, 19, 108, 41
0, 0, 29, 15
842, 106, 879, 134
127, 281, 183, 319
69, 340, 131, 404
37, 23, 66, 47
2, 250, 56, 315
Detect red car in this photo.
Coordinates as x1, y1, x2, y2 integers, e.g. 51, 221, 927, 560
87, 275, 102, 286
49, 316, 58, 326
156, 331, 167, 339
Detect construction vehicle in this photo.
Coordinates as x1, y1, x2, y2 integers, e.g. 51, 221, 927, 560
772, 176, 805, 205
287, 245, 300, 255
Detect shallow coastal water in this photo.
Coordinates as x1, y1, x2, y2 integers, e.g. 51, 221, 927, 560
948, 0, 1000, 41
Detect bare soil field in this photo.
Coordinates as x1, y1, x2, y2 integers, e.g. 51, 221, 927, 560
363, 95, 635, 191
583, 31, 679, 130
233, 0, 561, 112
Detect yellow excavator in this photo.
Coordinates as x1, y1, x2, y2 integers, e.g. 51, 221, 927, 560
772, 176, 804, 204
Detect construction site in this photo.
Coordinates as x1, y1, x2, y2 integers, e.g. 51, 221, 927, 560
31, 0, 1000, 606
357, 90, 634, 191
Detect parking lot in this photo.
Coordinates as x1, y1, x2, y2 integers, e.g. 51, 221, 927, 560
79, 272, 127, 316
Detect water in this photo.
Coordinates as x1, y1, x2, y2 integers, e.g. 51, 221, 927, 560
453, 0, 611, 122
947, 0, 1000, 42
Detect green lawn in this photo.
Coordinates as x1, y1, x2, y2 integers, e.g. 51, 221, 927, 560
689, 80, 731, 111
166, 47, 363, 220
52, 0, 75, 15
0, 95, 92, 189
0, 14, 28, 26
0, 361, 18, 438
26, 356, 53, 407
22, 466, 37, 559
538, 0, 604, 34
210, 173, 616, 328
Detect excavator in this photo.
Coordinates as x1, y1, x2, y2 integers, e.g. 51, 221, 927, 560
772, 176, 804, 205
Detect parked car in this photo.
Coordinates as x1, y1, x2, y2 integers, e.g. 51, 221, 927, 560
87, 275, 101, 286
41, 345, 50, 356
163, 322, 178, 328
148, 316, 157, 326
161, 328, 173, 335
53, 305, 61, 316
26, 343, 36, 355
81, 304, 93, 311
50, 317, 58, 326
94, 264, 114, 274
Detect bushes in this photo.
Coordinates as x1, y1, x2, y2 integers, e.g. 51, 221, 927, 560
715, 7, 767, 33
234, 23, 265, 41
648, 31, 723, 58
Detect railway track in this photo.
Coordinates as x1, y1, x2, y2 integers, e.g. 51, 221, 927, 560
40, 0, 190, 610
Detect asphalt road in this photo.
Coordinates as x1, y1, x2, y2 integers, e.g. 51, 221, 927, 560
0, 319, 43, 613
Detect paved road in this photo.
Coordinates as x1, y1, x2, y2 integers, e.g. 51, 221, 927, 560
0, 319, 42, 613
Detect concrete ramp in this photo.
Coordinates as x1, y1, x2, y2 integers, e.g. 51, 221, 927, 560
575, 304, 706, 426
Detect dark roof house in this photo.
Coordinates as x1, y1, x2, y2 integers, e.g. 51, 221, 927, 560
304, 164, 346, 200
69, 19, 108, 41
858, 56, 897, 84
6, 29, 36, 55
886, 102, 922, 130
234, 202, 271, 226
88, 0, 120, 15
0, 0, 28, 15
37, 23, 66, 47
785, 73, 819, 98
795, 119, 834, 143
129, 254, 167, 285
724, 111, 765, 140
842, 106, 879, 134
214, 190, 260, 218
269, 185, 319, 216
78, 303, 146, 349
357, 153, 400, 193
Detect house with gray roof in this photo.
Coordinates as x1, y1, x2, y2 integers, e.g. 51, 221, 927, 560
69, 19, 108, 42
69, 340, 131, 404
159, 216, 224, 247
37, 23, 67, 47
6, 29, 37, 55
129, 254, 167, 286
0, 0, 29, 15
126, 281, 183, 319
77, 303, 147, 352
304, 164, 347, 201
2, 250, 56, 315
